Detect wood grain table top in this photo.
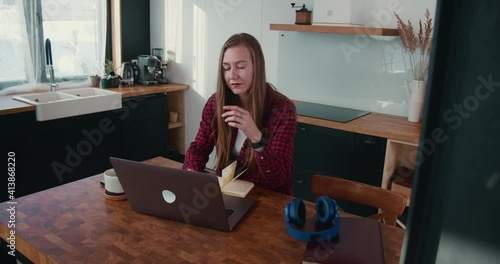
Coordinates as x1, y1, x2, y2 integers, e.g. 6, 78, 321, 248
0, 157, 404, 263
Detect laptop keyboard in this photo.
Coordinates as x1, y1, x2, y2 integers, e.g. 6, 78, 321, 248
225, 209, 235, 218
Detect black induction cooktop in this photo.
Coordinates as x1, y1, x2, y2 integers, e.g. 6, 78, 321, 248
296, 102, 371, 123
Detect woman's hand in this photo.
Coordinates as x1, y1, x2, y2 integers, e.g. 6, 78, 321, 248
222, 105, 262, 143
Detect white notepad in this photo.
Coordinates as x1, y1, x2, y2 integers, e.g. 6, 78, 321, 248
216, 161, 254, 198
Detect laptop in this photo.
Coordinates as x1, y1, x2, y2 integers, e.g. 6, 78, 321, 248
109, 157, 256, 231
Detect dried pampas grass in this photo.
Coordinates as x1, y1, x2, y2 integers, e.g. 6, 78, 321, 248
395, 9, 433, 81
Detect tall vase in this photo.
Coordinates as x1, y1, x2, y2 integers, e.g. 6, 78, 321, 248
406, 80, 426, 123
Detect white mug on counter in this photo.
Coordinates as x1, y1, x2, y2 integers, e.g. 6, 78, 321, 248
103, 168, 126, 200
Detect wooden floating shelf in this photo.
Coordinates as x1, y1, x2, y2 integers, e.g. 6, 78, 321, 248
270, 23, 399, 36
168, 122, 183, 129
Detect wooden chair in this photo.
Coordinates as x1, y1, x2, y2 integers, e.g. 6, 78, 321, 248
311, 174, 407, 226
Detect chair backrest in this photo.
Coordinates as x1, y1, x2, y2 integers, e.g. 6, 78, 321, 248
311, 174, 407, 226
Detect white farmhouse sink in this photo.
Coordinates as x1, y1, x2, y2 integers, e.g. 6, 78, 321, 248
13, 88, 122, 121
61, 87, 118, 98
13, 92, 77, 103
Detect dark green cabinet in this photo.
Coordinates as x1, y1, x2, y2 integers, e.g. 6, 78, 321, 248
3, 111, 39, 201
37, 111, 122, 186
292, 122, 387, 217
293, 123, 355, 202
2, 110, 121, 201
118, 93, 169, 161
1, 93, 169, 202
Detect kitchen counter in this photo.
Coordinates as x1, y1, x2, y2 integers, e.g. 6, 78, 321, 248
298, 112, 421, 145
0, 84, 419, 145
0, 83, 189, 116
105, 84, 188, 98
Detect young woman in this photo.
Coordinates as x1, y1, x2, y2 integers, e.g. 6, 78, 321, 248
183, 33, 297, 195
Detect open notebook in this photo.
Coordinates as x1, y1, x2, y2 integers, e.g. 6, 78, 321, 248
215, 161, 254, 198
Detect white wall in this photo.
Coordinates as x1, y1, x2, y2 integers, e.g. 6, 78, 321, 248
150, 0, 437, 163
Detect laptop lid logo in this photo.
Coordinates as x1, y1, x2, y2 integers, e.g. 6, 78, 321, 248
162, 190, 177, 203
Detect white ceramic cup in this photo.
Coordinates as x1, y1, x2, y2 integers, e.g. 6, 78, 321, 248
103, 169, 124, 194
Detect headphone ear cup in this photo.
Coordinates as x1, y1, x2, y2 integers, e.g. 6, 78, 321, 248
288, 198, 306, 227
316, 196, 336, 224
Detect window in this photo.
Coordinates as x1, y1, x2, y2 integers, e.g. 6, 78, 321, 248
0, 0, 106, 92
0, 0, 26, 88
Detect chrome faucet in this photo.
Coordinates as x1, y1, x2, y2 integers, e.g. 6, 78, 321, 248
45, 39, 57, 92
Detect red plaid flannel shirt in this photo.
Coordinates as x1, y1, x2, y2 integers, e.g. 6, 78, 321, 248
183, 91, 297, 195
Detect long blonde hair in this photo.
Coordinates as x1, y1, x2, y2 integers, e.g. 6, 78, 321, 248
214, 33, 267, 172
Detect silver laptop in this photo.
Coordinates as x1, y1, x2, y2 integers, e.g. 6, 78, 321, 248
109, 157, 256, 231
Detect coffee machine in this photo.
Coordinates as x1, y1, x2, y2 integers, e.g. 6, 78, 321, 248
137, 49, 169, 86
152, 48, 169, 84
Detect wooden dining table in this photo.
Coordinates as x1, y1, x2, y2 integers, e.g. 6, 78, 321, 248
0, 157, 404, 263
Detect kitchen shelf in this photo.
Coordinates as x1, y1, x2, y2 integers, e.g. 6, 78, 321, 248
168, 122, 183, 129
270, 23, 399, 36
167, 90, 186, 154
382, 139, 419, 208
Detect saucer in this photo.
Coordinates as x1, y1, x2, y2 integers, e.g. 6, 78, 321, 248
104, 190, 127, 201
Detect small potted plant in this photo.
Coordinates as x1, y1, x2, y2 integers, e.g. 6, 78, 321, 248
101, 59, 121, 88
89, 74, 101, 87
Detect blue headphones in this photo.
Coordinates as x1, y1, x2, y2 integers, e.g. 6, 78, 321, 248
285, 196, 340, 241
